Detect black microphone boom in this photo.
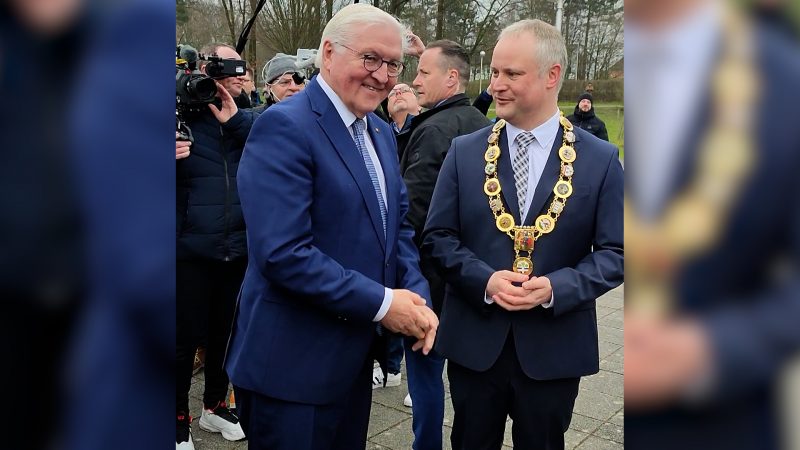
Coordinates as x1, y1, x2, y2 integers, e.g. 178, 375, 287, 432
235, 0, 268, 55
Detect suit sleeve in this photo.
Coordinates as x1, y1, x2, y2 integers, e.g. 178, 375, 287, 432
422, 139, 496, 311
403, 124, 453, 245
237, 108, 385, 322
546, 147, 624, 316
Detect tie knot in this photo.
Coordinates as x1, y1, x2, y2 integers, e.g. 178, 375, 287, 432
352, 118, 365, 135
515, 132, 535, 150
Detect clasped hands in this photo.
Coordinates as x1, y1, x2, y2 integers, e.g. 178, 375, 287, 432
487, 270, 552, 311
380, 289, 438, 355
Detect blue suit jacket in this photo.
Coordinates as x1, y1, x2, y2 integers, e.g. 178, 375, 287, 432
422, 122, 624, 379
226, 78, 429, 405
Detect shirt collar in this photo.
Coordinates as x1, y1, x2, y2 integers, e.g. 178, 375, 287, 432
505, 110, 561, 152
317, 74, 368, 130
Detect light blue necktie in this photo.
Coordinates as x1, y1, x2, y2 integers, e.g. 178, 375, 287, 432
351, 118, 387, 235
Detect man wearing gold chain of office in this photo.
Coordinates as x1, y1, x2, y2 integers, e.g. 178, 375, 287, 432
421, 19, 624, 450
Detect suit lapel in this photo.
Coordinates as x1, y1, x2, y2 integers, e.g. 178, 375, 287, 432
309, 81, 386, 248
497, 129, 521, 222
524, 127, 565, 226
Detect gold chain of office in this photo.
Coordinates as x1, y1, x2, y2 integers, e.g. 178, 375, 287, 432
482, 113, 578, 275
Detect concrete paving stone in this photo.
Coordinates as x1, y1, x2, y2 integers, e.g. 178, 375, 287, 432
576, 434, 624, 449
368, 417, 413, 449
566, 429, 591, 449
597, 324, 624, 346
605, 347, 624, 365
594, 420, 624, 444
608, 410, 624, 427
572, 388, 624, 421
596, 292, 623, 310
594, 306, 616, 319
599, 358, 624, 375
598, 339, 621, 359
581, 370, 624, 398
598, 309, 624, 330
569, 413, 603, 435
368, 403, 416, 438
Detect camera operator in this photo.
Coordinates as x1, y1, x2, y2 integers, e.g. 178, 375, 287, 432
175, 42, 256, 450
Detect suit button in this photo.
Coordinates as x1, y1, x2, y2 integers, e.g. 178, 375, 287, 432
385, 262, 389, 268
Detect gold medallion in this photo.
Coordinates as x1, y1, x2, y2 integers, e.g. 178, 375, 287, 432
489, 198, 502, 212
554, 180, 573, 199
564, 131, 576, 143
559, 116, 574, 131
483, 178, 501, 196
485, 145, 500, 162
514, 228, 535, 252
492, 119, 506, 133
561, 163, 574, 177
513, 257, 533, 275
535, 215, 554, 234
496, 213, 515, 232
484, 162, 497, 175
559, 145, 576, 163
487, 133, 499, 144
551, 199, 565, 214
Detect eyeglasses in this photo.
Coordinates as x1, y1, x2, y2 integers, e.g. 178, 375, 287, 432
336, 42, 404, 77
390, 87, 414, 96
270, 72, 306, 87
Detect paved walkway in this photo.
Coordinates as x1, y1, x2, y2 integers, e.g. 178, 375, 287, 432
188, 286, 624, 449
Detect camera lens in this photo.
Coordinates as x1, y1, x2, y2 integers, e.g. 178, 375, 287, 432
187, 76, 217, 102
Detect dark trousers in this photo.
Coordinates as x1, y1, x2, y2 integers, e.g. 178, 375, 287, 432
235, 356, 373, 450
176, 258, 246, 413
405, 339, 446, 450
448, 333, 580, 450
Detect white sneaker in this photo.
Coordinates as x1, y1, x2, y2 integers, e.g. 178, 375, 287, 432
385, 372, 402, 387
176, 435, 195, 450
403, 393, 413, 407
371, 366, 385, 389
198, 403, 246, 441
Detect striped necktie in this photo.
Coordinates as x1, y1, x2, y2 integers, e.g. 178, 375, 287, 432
352, 118, 387, 234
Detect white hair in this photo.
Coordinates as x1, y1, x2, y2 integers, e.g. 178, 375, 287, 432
314, 4, 405, 68
498, 19, 568, 91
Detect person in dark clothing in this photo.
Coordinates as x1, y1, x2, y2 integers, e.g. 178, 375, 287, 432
399, 39, 491, 450
472, 86, 494, 116
175, 43, 258, 450
566, 92, 609, 141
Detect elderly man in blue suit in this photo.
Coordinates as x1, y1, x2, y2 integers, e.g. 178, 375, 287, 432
422, 20, 624, 450
225, 4, 438, 450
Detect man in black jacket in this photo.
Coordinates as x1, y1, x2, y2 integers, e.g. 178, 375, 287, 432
566, 91, 609, 141
399, 39, 490, 450
175, 43, 258, 450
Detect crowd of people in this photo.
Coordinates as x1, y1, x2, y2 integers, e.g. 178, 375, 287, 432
175, 4, 623, 450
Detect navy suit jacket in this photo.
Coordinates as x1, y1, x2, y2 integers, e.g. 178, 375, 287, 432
226, 78, 429, 405
422, 122, 624, 379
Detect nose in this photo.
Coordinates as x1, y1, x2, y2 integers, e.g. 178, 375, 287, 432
370, 62, 390, 84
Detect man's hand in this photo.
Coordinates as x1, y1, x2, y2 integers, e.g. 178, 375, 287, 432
176, 134, 191, 159
625, 314, 713, 410
381, 289, 438, 354
208, 81, 238, 124
404, 32, 425, 58
490, 273, 552, 311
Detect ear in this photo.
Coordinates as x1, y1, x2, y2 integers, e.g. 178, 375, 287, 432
546, 64, 562, 89
447, 69, 458, 87
321, 40, 335, 71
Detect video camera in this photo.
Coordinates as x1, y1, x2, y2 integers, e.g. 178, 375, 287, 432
176, 45, 247, 141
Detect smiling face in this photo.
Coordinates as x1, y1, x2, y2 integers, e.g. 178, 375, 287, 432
206, 45, 245, 98
321, 23, 402, 118
489, 31, 560, 130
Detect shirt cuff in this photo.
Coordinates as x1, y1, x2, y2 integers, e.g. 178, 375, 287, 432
373, 288, 394, 321
541, 292, 554, 308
